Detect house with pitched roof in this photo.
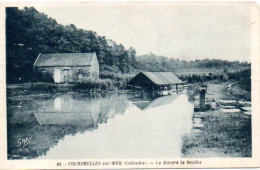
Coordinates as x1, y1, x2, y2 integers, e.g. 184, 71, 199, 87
33, 53, 99, 83
128, 72, 183, 94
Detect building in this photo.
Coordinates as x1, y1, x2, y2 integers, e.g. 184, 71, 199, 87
33, 53, 99, 83
128, 72, 183, 93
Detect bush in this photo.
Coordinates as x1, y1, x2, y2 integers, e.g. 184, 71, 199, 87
73, 78, 116, 91
100, 71, 135, 86
234, 69, 251, 92
30, 83, 57, 92
187, 84, 200, 102
97, 79, 115, 90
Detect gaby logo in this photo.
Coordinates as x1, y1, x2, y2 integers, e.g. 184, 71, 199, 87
17, 136, 32, 148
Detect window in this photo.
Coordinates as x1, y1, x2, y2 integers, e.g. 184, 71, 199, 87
78, 69, 83, 74
42, 68, 48, 76
77, 69, 83, 79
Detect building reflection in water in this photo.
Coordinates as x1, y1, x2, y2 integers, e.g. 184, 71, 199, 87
127, 91, 179, 110
40, 93, 193, 159
7, 92, 185, 159
34, 95, 101, 127
7, 94, 129, 159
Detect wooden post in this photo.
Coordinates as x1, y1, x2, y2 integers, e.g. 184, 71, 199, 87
176, 84, 178, 94
199, 86, 207, 111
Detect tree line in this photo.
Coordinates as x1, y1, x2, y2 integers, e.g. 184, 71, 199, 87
6, 7, 250, 83
137, 53, 249, 72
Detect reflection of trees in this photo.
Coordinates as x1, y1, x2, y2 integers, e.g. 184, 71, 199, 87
8, 123, 90, 159
8, 94, 129, 159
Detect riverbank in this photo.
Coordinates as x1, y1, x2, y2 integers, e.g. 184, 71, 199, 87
182, 82, 251, 157
207, 81, 251, 101
7, 81, 252, 158
7, 82, 125, 99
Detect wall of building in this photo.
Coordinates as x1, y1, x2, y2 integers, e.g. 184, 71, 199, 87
128, 73, 184, 91
33, 53, 100, 83
128, 73, 157, 90
34, 66, 92, 83
90, 53, 99, 80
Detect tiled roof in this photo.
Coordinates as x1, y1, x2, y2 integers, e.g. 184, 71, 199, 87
34, 53, 95, 66
142, 72, 183, 85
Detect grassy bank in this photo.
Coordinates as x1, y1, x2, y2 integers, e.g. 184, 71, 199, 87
182, 110, 251, 157
7, 83, 59, 97
7, 72, 136, 98
207, 81, 251, 101
229, 83, 251, 101
7, 80, 124, 98
182, 82, 251, 157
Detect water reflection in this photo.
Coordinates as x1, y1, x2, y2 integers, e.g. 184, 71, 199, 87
7, 92, 193, 159
34, 95, 101, 126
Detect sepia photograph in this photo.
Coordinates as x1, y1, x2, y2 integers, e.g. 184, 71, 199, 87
0, 1, 260, 169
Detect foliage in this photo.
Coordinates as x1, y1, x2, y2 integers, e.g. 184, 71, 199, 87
186, 84, 200, 102
228, 68, 251, 92
179, 74, 225, 84
6, 7, 251, 84
73, 78, 116, 91
179, 68, 251, 89
137, 53, 250, 72
6, 7, 138, 83
100, 71, 134, 84
30, 82, 57, 92
7, 83, 58, 97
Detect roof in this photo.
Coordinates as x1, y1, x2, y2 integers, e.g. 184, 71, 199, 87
142, 72, 183, 85
34, 53, 95, 67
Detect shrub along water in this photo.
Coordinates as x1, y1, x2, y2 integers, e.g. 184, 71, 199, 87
73, 78, 116, 91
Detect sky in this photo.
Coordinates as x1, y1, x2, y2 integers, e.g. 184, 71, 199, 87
31, 2, 254, 62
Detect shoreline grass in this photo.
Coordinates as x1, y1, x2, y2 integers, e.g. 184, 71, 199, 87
182, 110, 251, 157
182, 82, 251, 158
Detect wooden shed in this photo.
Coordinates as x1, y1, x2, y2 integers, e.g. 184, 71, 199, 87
33, 53, 99, 83
128, 72, 183, 93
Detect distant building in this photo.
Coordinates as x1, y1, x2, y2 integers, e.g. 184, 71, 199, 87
128, 72, 183, 92
33, 53, 99, 83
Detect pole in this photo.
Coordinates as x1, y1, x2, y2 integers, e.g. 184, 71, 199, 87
199, 86, 207, 111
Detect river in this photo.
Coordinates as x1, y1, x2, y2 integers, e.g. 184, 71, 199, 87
7, 92, 193, 159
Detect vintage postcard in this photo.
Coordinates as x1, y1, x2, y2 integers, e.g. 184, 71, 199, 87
0, 1, 259, 169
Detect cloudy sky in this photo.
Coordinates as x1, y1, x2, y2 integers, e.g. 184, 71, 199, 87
33, 2, 253, 61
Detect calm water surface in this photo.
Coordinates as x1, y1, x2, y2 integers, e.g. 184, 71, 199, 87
7, 92, 193, 159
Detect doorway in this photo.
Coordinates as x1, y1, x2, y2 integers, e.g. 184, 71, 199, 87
54, 69, 61, 83
63, 69, 70, 83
